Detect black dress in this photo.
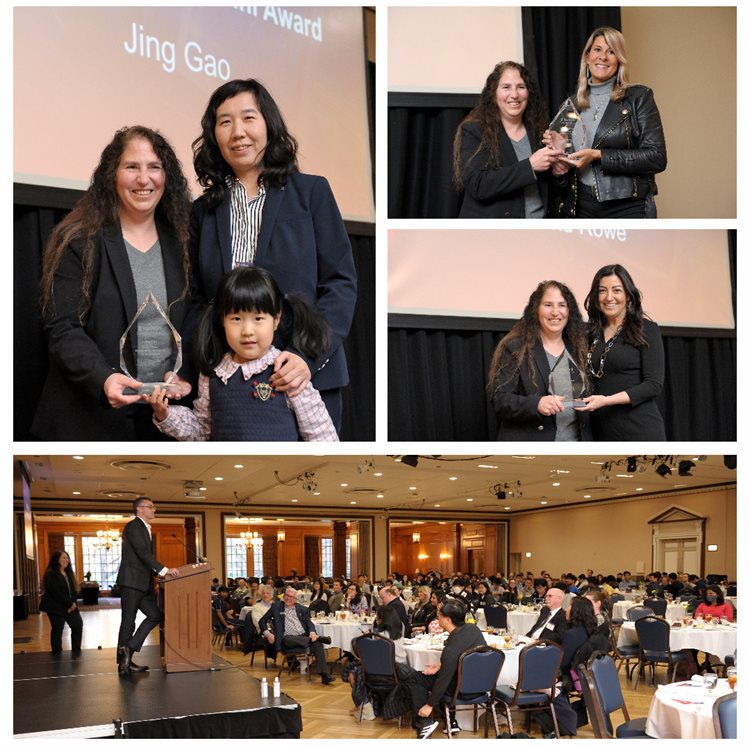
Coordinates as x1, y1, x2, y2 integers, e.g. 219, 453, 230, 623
589, 319, 666, 440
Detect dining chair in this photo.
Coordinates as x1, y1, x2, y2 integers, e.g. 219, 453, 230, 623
495, 640, 563, 738
440, 646, 505, 738
211, 607, 237, 649
354, 633, 406, 727
712, 692, 737, 739
627, 606, 655, 622
633, 616, 691, 689
583, 652, 652, 738
607, 622, 639, 678
484, 604, 508, 630
643, 598, 667, 617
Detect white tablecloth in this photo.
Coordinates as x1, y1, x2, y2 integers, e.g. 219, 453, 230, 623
645, 679, 733, 738
313, 618, 372, 651
612, 600, 685, 623
474, 608, 539, 635
618, 621, 737, 657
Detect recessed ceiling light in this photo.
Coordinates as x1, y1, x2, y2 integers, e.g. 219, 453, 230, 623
552, 482, 560, 487
449, 476, 458, 481
511, 456, 536, 460
409, 486, 417, 490
504, 506, 511, 510
199, 486, 207, 491
541, 501, 548, 505
215, 476, 223, 481
340, 483, 348, 487
466, 498, 473, 502
583, 494, 591, 499
350, 501, 357, 505
434, 504, 440, 508
374, 472, 383, 477
291, 499, 299, 503
233, 464, 244, 469
72, 456, 84, 461
72, 491, 80, 495
478, 464, 498, 469
377, 493, 384, 499
616, 474, 633, 479
314, 491, 320, 496
636, 487, 644, 491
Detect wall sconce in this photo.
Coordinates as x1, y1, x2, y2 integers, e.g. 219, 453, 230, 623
417, 553, 429, 561
412, 531, 421, 544
277, 529, 286, 543
707, 544, 718, 552
439, 552, 451, 560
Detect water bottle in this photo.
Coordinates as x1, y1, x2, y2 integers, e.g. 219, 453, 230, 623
273, 676, 281, 698
260, 677, 269, 698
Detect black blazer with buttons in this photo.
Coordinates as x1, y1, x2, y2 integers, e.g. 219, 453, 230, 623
490, 337, 591, 441
457, 121, 550, 218
526, 607, 568, 645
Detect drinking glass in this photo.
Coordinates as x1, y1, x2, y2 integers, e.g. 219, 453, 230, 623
727, 667, 737, 690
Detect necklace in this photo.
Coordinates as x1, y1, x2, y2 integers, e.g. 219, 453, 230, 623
587, 325, 623, 379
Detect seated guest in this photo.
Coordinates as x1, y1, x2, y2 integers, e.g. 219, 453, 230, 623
309, 578, 328, 604
250, 584, 276, 635
533, 579, 549, 603
472, 580, 496, 610
345, 583, 370, 615
519, 577, 536, 604
379, 584, 412, 638
410, 586, 437, 633
403, 599, 486, 739
326, 578, 345, 613
259, 587, 334, 684
500, 578, 520, 605
357, 574, 371, 594
584, 590, 611, 626
526, 586, 568, 644
619, 571, 635, 591
693, 585, 734, 621
663, 572, 684, 599
213, 586, 240, 644
426, 590, 447, 634
562, 573, 580, 595
600, 576, 618, 597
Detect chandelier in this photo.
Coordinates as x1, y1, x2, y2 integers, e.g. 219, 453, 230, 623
240, 530, 263, 548
94, 526, 120, 550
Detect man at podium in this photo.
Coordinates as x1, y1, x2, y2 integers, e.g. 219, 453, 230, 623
116, 496, 179, 676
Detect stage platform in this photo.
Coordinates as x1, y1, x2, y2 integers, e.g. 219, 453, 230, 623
14, 646, 302, 738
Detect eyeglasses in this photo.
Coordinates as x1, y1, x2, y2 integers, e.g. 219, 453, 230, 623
139, 503, 155, 509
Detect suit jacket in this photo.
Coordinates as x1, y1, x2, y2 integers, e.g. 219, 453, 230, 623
388, 597, 412, 638
526, 607, 568, 645
458, 121, 550, 218
258, 601, 317, 645
39, 570, 77, 616
491, 337, 591, 441
189, 173, 357, 391
326, 591, 344, 613
116, 517, 165, 593
31, 222, 189, 440
428, 622, 487, 706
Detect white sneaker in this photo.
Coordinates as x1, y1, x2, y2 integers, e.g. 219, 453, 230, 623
442, 720, 461, 734
417, 720, 439, 739
360, 702, 376, 721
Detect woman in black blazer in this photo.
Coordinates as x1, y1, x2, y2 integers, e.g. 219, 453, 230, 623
190, 79, 357, 431
39, 550, 83, 653
31, 126, 192, 440
488, 280, 591, 441
579, 264, 666, 440
548, 27, 667, 218
453, 61, 562, 218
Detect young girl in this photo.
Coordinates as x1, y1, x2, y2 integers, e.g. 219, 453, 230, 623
145, 266, 338, 441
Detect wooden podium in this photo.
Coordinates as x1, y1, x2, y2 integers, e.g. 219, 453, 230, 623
159, 562, 213, 673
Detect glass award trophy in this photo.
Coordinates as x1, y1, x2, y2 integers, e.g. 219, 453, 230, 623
548, 350, 586, 408
119, 293, 183, 395
548, 98, 585, 156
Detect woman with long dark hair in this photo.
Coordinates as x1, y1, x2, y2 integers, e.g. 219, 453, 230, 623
549, 27, 667, 218
453, 61, 561, 218
39, 550, 83, 653
32, 126, 192, 440
579, 264, 666, 440
190, 78, 357, 432
488, 280, 591, 440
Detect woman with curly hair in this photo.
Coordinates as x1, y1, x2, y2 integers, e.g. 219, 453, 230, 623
32, 126, 192, 440
548, 27, 667, 218
488, 280, 591, 440
578, 264, 666, 440
453, 61, 563, 218
190, 78, 357, 432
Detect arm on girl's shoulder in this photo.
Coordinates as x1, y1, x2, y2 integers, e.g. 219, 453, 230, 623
287, 384, 339, 441
154, 375, 212, 440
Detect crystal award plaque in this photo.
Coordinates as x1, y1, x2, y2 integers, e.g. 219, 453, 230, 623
548, 350, 586, 408
119, 292, 183, 395
548, 98, 585, 156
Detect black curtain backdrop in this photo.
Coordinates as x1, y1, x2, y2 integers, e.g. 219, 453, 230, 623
388, 233, 736, 442
389, 6, 621, 218
14, 194, 375, 442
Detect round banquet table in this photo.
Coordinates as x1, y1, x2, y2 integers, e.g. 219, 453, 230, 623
645, 678, 734, 738
312, 617, 372, 652
612, 600, 685, 623
474, 607, 540, 635
618, 621, 737, 657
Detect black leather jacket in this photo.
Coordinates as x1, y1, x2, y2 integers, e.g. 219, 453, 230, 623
555, 85, 667, 217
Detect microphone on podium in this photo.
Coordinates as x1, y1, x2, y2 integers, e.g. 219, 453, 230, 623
171, 533, 208, 563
